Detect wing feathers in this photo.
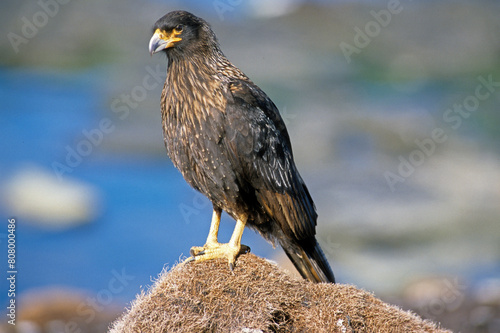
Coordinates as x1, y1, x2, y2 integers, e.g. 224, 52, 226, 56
226, 80, 317, 240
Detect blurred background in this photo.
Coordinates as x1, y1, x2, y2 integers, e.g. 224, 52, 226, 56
1, 0, 499, 332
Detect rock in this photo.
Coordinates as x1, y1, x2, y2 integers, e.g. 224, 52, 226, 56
110, 254, 450, 332
0, 288, 120, 333
3, 166, 100, 229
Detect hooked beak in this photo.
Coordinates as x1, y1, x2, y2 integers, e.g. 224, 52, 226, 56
149, 28, 182, 55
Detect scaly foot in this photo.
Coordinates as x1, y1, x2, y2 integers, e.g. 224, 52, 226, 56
184, 242, 250, 270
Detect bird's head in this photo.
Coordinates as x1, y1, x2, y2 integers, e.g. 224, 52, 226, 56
149, 11, 216, 57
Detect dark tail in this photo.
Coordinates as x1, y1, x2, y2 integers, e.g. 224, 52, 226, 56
280, 237, 335, 283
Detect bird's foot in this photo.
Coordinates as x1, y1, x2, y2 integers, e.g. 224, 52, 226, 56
183, 242, 250, 270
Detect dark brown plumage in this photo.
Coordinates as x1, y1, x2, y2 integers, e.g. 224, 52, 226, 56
149, 10, 335, 283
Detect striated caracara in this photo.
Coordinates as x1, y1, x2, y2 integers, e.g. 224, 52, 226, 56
149, 10, 335, 283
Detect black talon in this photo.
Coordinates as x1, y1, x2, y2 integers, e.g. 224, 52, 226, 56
190, 248, 205, 256
241, 245, 251, 254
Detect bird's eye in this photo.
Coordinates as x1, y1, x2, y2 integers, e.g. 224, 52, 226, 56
174, 24, 183, 33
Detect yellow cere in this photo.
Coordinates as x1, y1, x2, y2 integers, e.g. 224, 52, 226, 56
155, 28, 182, 44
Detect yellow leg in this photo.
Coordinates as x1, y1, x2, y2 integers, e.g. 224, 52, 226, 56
205, 209, 221, 246
188, 208, 221, 255
228, 217, 246, 249
184, 211, 250, 270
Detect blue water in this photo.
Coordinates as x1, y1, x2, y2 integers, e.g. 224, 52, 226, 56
0, 67, 274, 306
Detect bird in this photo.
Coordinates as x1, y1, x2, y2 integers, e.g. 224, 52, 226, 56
149, 10, 335, 283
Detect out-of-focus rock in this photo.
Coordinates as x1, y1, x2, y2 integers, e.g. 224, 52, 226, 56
2, 166, 101, 229
0, 288, 121, 333
400, 276, 500, 333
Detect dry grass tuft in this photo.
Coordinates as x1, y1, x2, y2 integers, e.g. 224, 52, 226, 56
110, 254, 451, 332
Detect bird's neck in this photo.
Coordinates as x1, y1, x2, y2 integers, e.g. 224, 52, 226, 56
164, 50, 228, 122
167, 47, 219, 76
166, 48, 248, 85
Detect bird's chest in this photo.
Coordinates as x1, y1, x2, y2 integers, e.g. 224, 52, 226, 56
162, 77, 229, 189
